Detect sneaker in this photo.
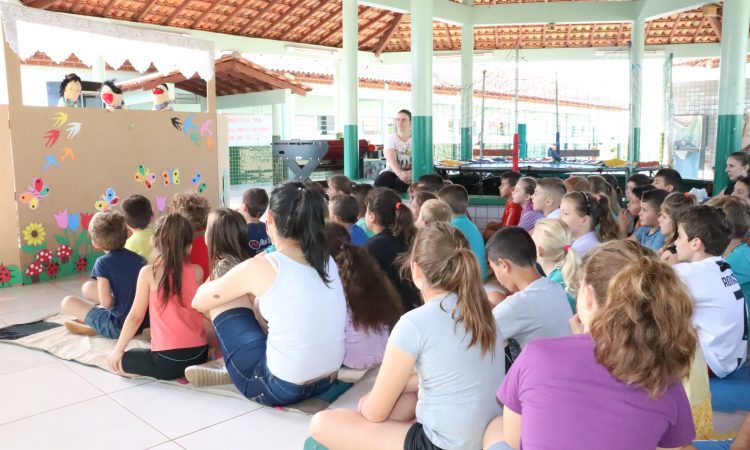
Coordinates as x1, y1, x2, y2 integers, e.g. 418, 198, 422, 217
184, 359, 232, 387
64, 320, 97, 336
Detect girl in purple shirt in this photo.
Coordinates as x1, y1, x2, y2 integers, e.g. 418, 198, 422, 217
484, 240, 697, 450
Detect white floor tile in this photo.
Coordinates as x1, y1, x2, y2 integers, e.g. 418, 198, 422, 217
0, 283, 70, 315
0, 396, 167, 450
110, 382, 262, 439
0, 343, 57, 375
148, 442, 184, 450
177, 407, 312, 450
49, 274, 90, 295
0, 362, 103, 424
61, 360, 151, 394
329, 368, 378, 411
0, 305, 61, 326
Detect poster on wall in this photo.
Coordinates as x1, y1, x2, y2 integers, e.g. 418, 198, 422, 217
226, 114, 272, 147
673, 115, 705, 180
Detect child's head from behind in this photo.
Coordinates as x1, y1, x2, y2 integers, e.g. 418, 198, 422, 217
168, 191, 210, 231
638, 189, 669, 227
706, 195, 750, 241
532, 178, 566, 213
531, 218, 580, 298
89, 211, 128, 251
328, 194, 360, 226
411, 189, 437, 220
416, 199, 452, 228
486, 227, 537, 289
438, 184, 469, 216
511, 177, 536, 206
416, 173, 444, 193
563, 176, 590, 193
206, 208, 250, 274
241, 188, 269, 220
152, 213, 194, 306
407, 223, 496, 354
579, 240, 695, 398
658, 192, 697, 245
365, 187, 415, 244
352, 183, 373, 219
327, 174, 354, 198
499, 171, 522, 198
653, 168, 682, 193
676, 205, 731, 261
121, 195, 153, 230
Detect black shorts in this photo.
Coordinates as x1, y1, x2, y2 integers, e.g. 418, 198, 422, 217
122, 345, 208, 380
404, 423, 443, 450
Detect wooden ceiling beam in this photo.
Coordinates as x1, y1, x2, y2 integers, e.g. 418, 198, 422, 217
218, 0, 256, 33
615, 22, 625, 46
143, 72, 190, 91
321, 5, 363, 47
237, 0, 278, 36
25, 0, 59, 9
693, 16, 707, 42
276, 0, 323, 41
589, 24, 596, 47
256, 0, 307, 38
707, 16, 722, 40
301, 4, 343, 43
669, 13, 684, 42
444, 23, 456, 50
374, 12, 403, 56
230, 61, 309, 96
350, 8, 393, 48
136, 0, 161, 22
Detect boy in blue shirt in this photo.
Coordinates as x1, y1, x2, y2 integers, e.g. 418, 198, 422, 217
240, 188, 271, 256
61, 211, 145, 338
631, 188, 669, 251
328, 194, 369, 246
438, 184, 488, 280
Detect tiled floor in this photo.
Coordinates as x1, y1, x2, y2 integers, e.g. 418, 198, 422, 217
0, 276, 327, 450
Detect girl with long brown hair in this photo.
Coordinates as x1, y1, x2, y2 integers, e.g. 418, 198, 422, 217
310, 223, 504, 450
657, 192, 697, 264
484, 240, 697, 450
560, 191, 620, 257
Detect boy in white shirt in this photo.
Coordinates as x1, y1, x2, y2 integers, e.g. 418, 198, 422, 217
531, 177, 566, 219
673, 205, 748, 378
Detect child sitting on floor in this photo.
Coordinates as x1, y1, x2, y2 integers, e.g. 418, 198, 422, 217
61, 211, 145, 338
239, 188, 272, 257
619, 174, 653, 237
588, 175, 621, 215
439, 184, 488, 280
560, 191, 620, 257
631, 188, 669, 251
327, 174, 354, 199
325, 222, 402, 369
732, 176, 750, 200
352, 183, 375, 238
415, 173, 445, 193
487, 227, 572, 367
122, 194, 154, 259
309, 223, 504, 450
328, 195, 369, 247
169, 191, 211, 280
410, 189, 437, 223
107, 213, 208, 380
673, 205, 748, 378
514, 177, 545, 232
653, 167, 683, 193
483, 171, 522, 240
531, 177, 566, 219
531, 218, 581, 313
658, 192, 697, 264
415, 199, 452, 229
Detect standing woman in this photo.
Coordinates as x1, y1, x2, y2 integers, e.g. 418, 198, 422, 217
192, 182, 346, 406
375, 110, 413, 193
721, 151, 750, 196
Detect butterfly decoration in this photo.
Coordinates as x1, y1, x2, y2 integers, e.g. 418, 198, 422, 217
192, 172, 207, 194
95, 188, 119, 212
162, 169, 180, 186
19, 178, 50, 210
134, 165, 157, 189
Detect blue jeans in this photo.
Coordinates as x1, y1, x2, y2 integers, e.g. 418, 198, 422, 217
84, 307, 121, 339
213, 308, 334, 406
692, 441, 734, 450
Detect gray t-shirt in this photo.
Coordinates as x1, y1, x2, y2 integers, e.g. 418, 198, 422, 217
389, 293, 504, 450
493, 277, 572, 349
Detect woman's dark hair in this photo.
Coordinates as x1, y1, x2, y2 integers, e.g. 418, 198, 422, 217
325, 222, 402, 331
365, 188, 416, 245
206, 208, 250, 276
59, 73, 81, 97
397, 109, 412, 121
270, 181, 331, 284
627, 173, 652, 187
563, 191, 620, 241
729, 151, 750, 168
152, 213, 194, 307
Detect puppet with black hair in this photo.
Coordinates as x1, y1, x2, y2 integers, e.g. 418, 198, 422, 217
100, 80, 126, 111
58, 73, 82, 107
152, 83, 173, 111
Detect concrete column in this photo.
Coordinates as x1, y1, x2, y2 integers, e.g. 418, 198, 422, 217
272, 103, 282, 142
411, 0, 434, 179
460, 2, 474, 161
91, 53, 106, 82
714, 0, 750, 193
628, 18, 644, 163
282, 94, 295, 140
342, 0, 359, 179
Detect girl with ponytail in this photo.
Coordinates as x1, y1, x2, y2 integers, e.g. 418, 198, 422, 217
484, 240, 698, 450
364, 187, 421, 312
192, 182, 347, 405
657, 192, 697, 264
531, 218, 581, 312
560, 191, 620, 257
310, 223, 504, 450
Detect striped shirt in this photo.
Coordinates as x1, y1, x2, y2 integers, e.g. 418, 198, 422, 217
518, 202, 545, 231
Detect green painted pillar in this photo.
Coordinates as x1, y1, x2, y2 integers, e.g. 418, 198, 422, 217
628, 18, 644, 164
460, 2, 474, 161
342, 0, 359, 179
714, 0, 750, 194
518, 124, 527, 159
411, 0, 433, 180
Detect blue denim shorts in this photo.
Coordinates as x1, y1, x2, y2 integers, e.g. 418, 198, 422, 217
213, 307, 334, 406
692, 441, 734, 450
486, 443, 515, 450
84, 307, 122, 339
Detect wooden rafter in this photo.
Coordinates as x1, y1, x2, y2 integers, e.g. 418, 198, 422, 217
669, 13, 684, 42
322, 5, 367, 47
347, 8, 392, 48
143, 72, 190, 91
163, 0, 196, 26
396, 23, 409, 51
24, 0, 58, 9
374, 13, 402, 56
256, 0, 307, 38
301, 4, 343, 44
444, 23, 455, 49
541, 24, 547, 48
277, 0, 323, 40
644, 20, 653, 45
495, 26, 500, 48
707, 16, 722, 40
136, 0, 160, 22
218, 0, 255, 33
229, 60, 309, 96
615, 22, 625, 46
191, 0, 225, 29
238, 1, 278, 36
565, 24, 572, 47
589, 24, 596, 47
693, 16, 707, 42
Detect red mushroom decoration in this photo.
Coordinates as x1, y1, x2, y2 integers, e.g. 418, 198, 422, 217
55, 245, 72, 264
26, 262, 43, 283
0, 264, 10, 285
75, 257, 88, 272
36, 249, 53, 265
46, 262, 59, 279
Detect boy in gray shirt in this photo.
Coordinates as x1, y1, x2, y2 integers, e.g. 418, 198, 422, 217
486, 227, 572, 365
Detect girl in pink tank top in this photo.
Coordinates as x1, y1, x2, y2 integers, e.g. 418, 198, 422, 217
108, 213, 208, 380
